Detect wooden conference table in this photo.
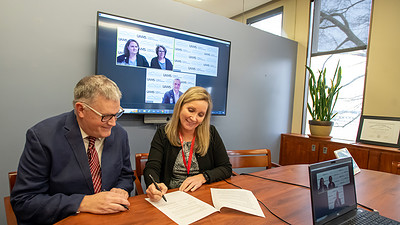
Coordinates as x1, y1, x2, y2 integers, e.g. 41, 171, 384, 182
51, 165, 399, 224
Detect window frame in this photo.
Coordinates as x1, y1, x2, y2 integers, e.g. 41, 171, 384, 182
303, 0, 372, 140
246, 6, 283, 36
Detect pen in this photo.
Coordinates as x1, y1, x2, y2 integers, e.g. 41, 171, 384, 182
102, 189, 130, 210
149, 174, 167, 202
120, 204, 129, 210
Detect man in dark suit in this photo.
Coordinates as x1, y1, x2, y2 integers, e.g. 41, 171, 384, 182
162, 78, 183, 104
11, 75, 134, 225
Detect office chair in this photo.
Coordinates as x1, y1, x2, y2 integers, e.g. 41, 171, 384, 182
227, 149, 279, 176
133, 170, 143, 195
8, 171, 17, 194
5, 171, 17, 225
135, 153, 149, 195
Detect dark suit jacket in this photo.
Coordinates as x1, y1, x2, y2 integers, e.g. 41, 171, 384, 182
150, 57, 173, 70
117, 54, 149, 67
11, 111, 134, 225
162, 89, 183, 104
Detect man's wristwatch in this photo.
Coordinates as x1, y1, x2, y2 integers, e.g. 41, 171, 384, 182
203, 172, 210, 183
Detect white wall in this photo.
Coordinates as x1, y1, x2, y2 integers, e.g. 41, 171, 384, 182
0, 0, 297, 223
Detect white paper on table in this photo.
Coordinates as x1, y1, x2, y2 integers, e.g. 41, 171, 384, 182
210, 188, 265, 218
145, 191, 217, 225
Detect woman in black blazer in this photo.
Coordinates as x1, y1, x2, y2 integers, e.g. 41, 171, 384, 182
144, 86, 232, 202
117, 39, 149, 67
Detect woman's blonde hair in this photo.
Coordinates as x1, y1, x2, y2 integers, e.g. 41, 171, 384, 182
165, 86, 212, 156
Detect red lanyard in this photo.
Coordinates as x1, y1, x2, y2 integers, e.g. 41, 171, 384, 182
179, 133, 196, 175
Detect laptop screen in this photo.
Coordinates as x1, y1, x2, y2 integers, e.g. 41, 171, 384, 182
309, 157, 357, 225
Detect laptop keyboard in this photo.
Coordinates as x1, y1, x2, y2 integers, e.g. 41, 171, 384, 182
342, 211, 400, 225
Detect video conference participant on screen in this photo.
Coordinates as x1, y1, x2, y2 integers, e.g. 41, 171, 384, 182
328, 176, 336, 189
150, 45, 173, 70
319, 177, 328, 192
11, 75, 134, 225
163, 78, 183, 104
334, 191, 342, 208
117, 39, 149, 67
143, 86, 232, 202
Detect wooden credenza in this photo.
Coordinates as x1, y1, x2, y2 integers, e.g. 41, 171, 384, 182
279, 133, 400, 173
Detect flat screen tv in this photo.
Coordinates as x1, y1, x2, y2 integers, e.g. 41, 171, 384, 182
96, 12, 231, 118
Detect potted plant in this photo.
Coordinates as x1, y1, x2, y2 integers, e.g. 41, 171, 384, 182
306, 62, 342, 137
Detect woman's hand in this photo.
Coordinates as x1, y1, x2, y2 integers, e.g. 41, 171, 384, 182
146, 182, 168, 202
179, 174, 207, 192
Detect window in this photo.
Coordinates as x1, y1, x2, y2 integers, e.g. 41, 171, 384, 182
306, 0, 372, 141
247, 7, 283, 36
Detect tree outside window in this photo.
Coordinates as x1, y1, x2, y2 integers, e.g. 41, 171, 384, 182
306, 0, 372, 140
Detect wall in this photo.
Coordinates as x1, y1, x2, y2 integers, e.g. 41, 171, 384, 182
0, 0, 297, 223
363, 0, 400, 117
232, 0, 311, 134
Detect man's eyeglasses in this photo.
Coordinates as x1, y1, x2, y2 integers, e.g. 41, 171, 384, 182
81, 102, 124, 122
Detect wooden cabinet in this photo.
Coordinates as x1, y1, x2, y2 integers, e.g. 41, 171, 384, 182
280, 134, 319, 165
366, 145, 400, 172
280, 133, 399, 173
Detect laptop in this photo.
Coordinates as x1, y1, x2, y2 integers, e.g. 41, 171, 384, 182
308, 157, 400, 225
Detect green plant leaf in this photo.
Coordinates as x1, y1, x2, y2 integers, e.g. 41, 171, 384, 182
306, 61, 342, 121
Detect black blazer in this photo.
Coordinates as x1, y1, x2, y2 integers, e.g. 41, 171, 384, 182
150, 57, 173, 70
117, 54, 149, 67
143, 125, 232, 188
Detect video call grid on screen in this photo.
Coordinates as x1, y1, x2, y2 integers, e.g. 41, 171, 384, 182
96, 12, 231, 115
310, 159, 357, 223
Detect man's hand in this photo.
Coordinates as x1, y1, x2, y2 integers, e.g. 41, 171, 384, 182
110, 187, 129, 199
146, 182, 168, 202
78, 190, 130, 214
179, 174, 206, 192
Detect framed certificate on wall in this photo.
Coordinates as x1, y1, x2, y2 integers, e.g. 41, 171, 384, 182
356, 115, 400, 148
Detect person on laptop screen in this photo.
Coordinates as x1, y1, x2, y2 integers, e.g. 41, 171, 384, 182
309, 157, 400, 225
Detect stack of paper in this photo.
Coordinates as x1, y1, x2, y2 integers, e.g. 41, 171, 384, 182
145, 189, 265, 225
